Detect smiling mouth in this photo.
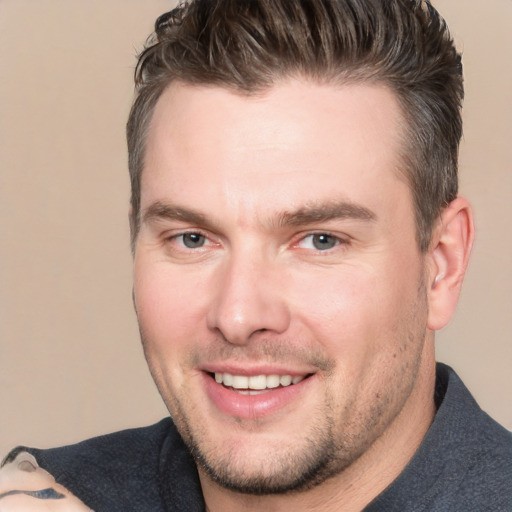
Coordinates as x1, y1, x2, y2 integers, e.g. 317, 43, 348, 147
210, 372, 310, 395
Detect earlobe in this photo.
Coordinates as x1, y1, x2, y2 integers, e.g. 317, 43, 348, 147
427, 197, 474, 331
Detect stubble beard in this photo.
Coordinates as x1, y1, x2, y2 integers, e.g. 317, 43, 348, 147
166, 385, 367, 496
143, 343, 428, 495
139, 275, 430, 496
149, 357, 421, 497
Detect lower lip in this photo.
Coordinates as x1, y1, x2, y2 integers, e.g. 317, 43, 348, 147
202, 373, 310, 419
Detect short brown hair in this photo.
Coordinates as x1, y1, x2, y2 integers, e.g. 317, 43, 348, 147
127, 0, 463, 252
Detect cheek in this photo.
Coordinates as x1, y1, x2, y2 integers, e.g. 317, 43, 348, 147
292, 267, 380, 334
133, 261, 209, 359
290, 264, 420, 366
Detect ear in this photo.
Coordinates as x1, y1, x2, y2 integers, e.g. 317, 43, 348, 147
427, 197, 474, 331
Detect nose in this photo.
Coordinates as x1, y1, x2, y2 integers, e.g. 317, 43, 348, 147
207, 252, 291, 345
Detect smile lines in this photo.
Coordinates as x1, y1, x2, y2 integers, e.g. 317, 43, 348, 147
214, 372, 306, 391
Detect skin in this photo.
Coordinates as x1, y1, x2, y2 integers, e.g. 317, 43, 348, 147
133, 80, 473, 511
0, 452, 91, 511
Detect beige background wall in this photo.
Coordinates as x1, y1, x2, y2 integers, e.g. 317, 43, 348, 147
0, 0, 510, 459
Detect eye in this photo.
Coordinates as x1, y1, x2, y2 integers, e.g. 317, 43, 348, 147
298, 233, 342, 251
178, 232, 206, 249
163, 230, 220, 260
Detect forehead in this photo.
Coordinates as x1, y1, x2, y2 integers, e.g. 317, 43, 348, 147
142, 79, 410, 223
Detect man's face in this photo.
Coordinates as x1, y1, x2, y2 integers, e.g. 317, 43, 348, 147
133, 80, 434, 493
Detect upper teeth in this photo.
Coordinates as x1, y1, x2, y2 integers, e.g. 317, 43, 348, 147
214, 373, 305, 390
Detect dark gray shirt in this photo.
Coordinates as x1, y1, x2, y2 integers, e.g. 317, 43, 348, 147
3, 363, 511, 511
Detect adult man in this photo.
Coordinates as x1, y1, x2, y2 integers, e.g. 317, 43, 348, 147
1, 0, 511, 510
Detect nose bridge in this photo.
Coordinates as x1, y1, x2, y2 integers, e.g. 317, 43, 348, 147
207, 244, 290, 344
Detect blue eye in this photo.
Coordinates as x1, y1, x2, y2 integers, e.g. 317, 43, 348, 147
311, 234, 339, 250
298, 233, 341, 251
181, 233, 206, 248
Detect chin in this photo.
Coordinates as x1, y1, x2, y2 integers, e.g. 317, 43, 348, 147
169, 398, 361, 496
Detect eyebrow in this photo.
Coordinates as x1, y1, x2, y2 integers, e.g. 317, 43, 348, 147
142, 201, 214, 230
142, 200, 377, 231
275, 201, 377, 227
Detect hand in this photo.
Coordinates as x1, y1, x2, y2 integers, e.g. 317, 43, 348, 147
0, 451, 92, 511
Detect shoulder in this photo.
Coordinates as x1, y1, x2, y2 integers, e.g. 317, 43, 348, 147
20, 417, 174, 472
367, 364, 512, 512
1, 418, 177, 512
438, 364, 512, 509
435, 363, 512, 458
423, 364, 512, 510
